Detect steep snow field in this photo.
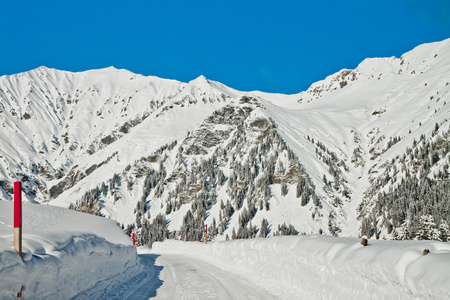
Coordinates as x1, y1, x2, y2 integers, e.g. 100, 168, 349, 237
151, 237, 450, 299
0, 200, 139, 299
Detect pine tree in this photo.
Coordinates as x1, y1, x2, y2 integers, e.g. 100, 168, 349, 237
296, 181, 302, 198
259, 218, 269, 238
136, 214, 142, 228
101, 182, 107, 196
439, 222, 449, 242
373, 216, 379, 240
212, 217, 217, 237
264, 198, 270, 211
281, 183, 288, 196
312, 191, 319, 206
416, 215, 439, 240
393, 221, 411, 240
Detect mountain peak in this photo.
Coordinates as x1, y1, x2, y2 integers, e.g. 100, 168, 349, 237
104, 66, 118, 70
189, 75, 210, 86
26, 66, 57, 75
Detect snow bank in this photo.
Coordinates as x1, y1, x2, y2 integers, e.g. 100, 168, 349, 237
0, 200, 139, 299
152, 236, 450, 299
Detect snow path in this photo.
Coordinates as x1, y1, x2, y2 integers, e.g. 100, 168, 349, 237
73, 249, 275, 300
152, 238, 450, 299
152, 252, 275, 300
74, 236, 450, 300
73, 254, 163, 300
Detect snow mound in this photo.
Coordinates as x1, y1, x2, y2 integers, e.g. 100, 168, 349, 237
152, 236, 450, 299
0, 200, 139, 299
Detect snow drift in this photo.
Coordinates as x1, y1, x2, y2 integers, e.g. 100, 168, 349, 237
0, 200, 139, 299
152, 236, 450, 299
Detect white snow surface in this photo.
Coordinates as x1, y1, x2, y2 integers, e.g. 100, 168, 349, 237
0, 38, 449, 299
0, 200, 139, 299
0, 38, 449, 238
151, 236, 450, 299
0, 197, 449, 300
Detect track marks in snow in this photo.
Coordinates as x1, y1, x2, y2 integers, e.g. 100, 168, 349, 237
154, 253, 274, 300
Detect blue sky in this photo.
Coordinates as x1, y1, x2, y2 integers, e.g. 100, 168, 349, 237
1, 1, 449, 94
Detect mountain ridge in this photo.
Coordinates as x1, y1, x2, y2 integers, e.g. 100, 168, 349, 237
0, 38, 449, 243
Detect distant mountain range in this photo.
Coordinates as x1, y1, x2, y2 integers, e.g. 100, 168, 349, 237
0, 38, 449, 244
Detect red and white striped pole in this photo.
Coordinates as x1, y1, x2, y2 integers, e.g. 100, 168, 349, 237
14, 181, 22, 258
132, 232, 135, 245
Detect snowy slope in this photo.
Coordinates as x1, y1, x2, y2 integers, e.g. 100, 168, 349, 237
0, 38, 449, 242
152, 236, 450, 299
0, 66, 236, 202
0, 200, 139, 299
252, 38, 450, 237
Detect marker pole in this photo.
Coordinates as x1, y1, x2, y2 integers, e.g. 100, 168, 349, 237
205, 224, 207, 245
132, 233, 135, 245
14, 181, 22, 258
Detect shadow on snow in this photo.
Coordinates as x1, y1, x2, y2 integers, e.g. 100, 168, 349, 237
72, 253, 164, 300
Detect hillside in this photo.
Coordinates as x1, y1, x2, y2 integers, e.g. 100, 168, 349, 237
0, 39, 449, 244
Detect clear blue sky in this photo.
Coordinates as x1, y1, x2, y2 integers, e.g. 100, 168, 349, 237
1, 1, 449, 94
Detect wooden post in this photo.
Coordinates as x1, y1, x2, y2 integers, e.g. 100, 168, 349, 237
14, 181, 22, 258
205, 224, 207, 245
17, 285, 25, 298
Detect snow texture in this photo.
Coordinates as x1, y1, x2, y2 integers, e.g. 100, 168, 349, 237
0, 200, 138, 299
152, 236, 450, 299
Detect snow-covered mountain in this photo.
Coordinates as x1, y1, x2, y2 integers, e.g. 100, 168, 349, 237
0, 39, 449, 244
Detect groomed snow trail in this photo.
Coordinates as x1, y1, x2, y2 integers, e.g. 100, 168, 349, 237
152, 253, 275, 300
